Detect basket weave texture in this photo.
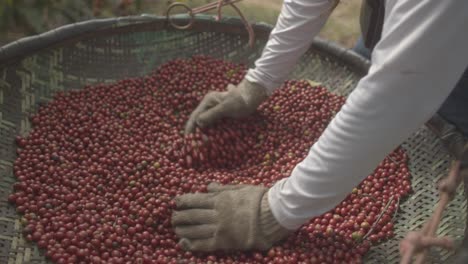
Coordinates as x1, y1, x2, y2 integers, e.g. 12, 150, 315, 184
0, 16, 465, 264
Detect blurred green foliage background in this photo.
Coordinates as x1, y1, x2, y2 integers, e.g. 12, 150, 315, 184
0, 0, 361, 47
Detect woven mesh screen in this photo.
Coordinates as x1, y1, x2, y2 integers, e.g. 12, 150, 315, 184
0, 17, 465, 263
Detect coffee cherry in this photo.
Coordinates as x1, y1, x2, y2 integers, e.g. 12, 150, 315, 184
9, 56, 411, 263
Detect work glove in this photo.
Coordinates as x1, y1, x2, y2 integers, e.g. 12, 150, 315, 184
171, 183, 292, 252
184, 79, 268, 134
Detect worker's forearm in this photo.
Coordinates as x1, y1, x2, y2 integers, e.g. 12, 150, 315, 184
245, 0, 335, 94
268, 0, 468, 229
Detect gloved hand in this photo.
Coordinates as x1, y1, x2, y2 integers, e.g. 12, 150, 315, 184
171, 183, 292, 252
184, 79, 268, 134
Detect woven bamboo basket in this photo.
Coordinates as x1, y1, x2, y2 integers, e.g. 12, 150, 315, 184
0, 16, 466, 263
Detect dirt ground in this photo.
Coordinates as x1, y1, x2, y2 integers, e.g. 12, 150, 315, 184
320, 0, 361, 47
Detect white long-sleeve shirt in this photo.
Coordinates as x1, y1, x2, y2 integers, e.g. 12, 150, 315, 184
245, 0, 468, 230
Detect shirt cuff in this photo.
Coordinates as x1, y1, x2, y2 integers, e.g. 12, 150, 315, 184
245, 69, 283, 95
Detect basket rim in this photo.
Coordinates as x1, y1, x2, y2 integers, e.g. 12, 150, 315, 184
0, 14, 370, 73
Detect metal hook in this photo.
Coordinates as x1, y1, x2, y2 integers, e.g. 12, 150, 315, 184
166, 2, 195, 30
166, 0, 255, 48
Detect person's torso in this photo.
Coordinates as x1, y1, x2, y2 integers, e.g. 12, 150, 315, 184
360, 0, 385, 50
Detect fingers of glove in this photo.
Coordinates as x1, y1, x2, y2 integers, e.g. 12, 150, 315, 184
184, 91, 226, 134
185, 104, 203, 134
226, 83, 237, 92
207, 182, 246, 192
174, 192, 216, 209
174, 224, 216, 240
184, 115, 198, 135
195, 102, 231, 128
171, 209, 217, 226
179, 238, 217, 252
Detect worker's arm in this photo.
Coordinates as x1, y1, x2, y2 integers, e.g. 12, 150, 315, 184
268, 0, 468, 229
173, 0, 468, 253
245, 0, 336, 93
185, 0, 335, 133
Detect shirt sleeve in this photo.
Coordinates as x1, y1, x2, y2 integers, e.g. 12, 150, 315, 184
244, 0, 336, 94
268, 0, 468, 230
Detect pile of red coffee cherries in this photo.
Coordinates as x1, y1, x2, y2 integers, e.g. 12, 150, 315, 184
10, 56, 411, 263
